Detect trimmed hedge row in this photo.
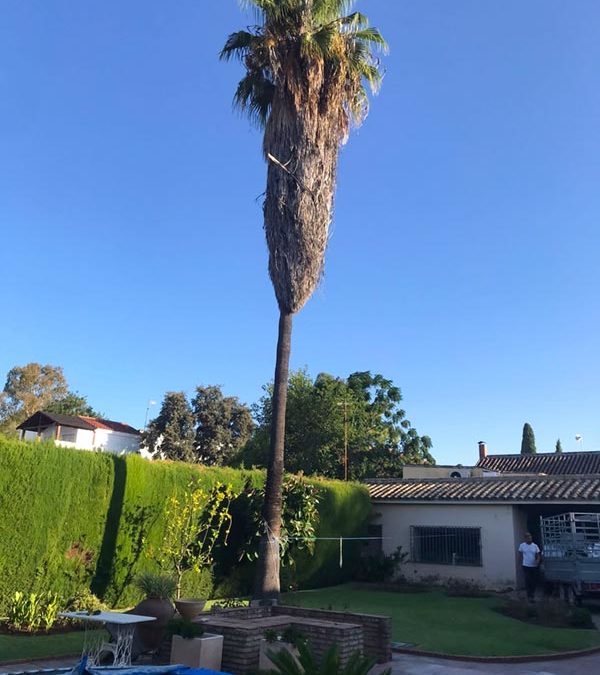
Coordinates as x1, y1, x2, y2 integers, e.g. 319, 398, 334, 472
0, 436, 371, 611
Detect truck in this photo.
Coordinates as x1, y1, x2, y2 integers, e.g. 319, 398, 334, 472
540, 512, 600, 601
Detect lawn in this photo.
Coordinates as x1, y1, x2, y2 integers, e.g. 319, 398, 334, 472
282, 585, 600, 657
0, 630, 105, 664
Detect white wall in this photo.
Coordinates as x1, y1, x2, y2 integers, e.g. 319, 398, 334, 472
23, 424, 139, 454
373, 502, 520, 589
94, 429, 140, 454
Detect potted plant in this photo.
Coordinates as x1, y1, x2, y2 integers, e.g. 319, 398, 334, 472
168, 617, 224, 669
157, 481, 233, 620
132, 573, 177, 651
258, 626, 305, 670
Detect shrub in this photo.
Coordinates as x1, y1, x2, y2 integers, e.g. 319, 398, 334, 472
168, 617, 204, 639
65, 589, 107, 613
444, 579, 491, 598
6, 591, 61, 632
0, 437, 371, 612
265, 641, 391, 675
496, 598, 594, 629
355, 546, 407, 583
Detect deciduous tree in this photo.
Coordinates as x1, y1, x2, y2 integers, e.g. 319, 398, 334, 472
0, 363, 69, 434
45, 391, 102, 418
245, 370, 433, 479
192, 385, 254, 466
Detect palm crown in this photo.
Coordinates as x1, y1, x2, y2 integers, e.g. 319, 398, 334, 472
222, 1, 386, 315
221, 0, 387, 134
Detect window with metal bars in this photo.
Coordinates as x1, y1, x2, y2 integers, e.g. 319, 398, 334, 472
410, 526, 482, 566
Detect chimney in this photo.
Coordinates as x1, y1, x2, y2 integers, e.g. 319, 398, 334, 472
478, 441, 487, 461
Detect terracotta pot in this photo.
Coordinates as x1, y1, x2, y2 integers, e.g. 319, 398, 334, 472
174, 598, 206, 621
132, 597, 175, 651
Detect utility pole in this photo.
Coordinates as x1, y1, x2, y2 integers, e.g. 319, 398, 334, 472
338, 399, 349, 481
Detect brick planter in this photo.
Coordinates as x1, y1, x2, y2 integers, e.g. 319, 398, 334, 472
161, 605, 392, 674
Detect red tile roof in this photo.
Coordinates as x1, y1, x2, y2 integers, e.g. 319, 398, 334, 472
367, 475, 600, 503
79, 416, 140, 435
17, 411, 139, 436
477, 451, 600, 475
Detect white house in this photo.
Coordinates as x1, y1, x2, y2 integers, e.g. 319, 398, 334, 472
368, 443, 600, 590
18, 411, 141, 454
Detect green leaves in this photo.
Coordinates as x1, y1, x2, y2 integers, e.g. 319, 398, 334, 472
223, 0, 387, 130
264, 640, 389, 675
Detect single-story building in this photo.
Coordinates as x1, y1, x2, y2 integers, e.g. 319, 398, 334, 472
17, 411, 141, 454
368, 446, 600, 590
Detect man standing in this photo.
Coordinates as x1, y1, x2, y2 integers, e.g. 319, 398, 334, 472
518, 532, 542, 602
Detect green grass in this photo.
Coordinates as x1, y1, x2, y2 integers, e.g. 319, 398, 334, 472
0, 630, 105, 663
282, 585, 600, 657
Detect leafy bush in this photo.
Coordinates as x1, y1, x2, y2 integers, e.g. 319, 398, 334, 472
496, 598, 594, 629
65, 589, 107, 613
6, 591, 61, 632
168, 617, 204, 639
444, 579, 491, 598
211, 597, 247, 610
355, 546, 407, 583
264, 641, 391, 675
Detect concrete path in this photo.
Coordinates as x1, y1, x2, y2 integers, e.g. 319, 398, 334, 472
0, 656, 77, 674
2, 651, 600, 675
389, 651, 600, 675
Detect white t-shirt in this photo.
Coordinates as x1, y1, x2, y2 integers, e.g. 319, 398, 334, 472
518, 542, 540, 567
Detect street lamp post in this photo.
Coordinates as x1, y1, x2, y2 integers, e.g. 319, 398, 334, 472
144, 400, 157, 430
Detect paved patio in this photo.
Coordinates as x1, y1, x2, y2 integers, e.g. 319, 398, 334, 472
2, 650, 600, 675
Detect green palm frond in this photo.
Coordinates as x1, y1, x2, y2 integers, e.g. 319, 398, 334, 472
225, 0, 386, 130
220, 30, 261, 61
261, 641, 390, 675
233, 71, 275, 127
314, 0, 357, 23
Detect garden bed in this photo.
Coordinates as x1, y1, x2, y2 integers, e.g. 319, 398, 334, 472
282, 584, 600, 657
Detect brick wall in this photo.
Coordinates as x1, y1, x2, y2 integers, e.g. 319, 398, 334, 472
156, 605, 391, 673
272, 606, 391, 663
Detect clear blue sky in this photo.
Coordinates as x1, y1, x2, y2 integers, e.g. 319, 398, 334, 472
1, 1, 599, 465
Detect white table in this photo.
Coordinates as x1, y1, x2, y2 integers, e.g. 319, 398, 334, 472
60, 611, 156, 666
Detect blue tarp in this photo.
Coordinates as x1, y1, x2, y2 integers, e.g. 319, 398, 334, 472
73, 658, 230, 675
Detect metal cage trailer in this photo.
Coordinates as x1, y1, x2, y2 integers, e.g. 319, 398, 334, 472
540, 512, 600, 599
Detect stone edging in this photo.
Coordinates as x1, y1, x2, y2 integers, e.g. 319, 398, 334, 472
392, 643, 600, 663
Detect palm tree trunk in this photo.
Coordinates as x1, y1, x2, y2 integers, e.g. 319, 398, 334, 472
254, 310, 293, 600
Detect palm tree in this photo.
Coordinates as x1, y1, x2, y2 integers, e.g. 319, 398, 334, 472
221, 0, 386, 600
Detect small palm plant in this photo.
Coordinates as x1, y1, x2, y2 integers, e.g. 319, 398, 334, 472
263, 641, 391, 675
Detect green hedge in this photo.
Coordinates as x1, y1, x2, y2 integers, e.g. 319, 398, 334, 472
0, 438, 114, 609
0, 436, 371, 612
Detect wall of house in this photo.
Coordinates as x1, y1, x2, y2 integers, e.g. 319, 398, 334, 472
24, 425, 138, 454
93, 428, 139, 454
403, 466, 474, 479
373, 502, 520, 589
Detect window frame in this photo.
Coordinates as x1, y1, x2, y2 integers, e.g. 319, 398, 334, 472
410, 525, 482, 567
